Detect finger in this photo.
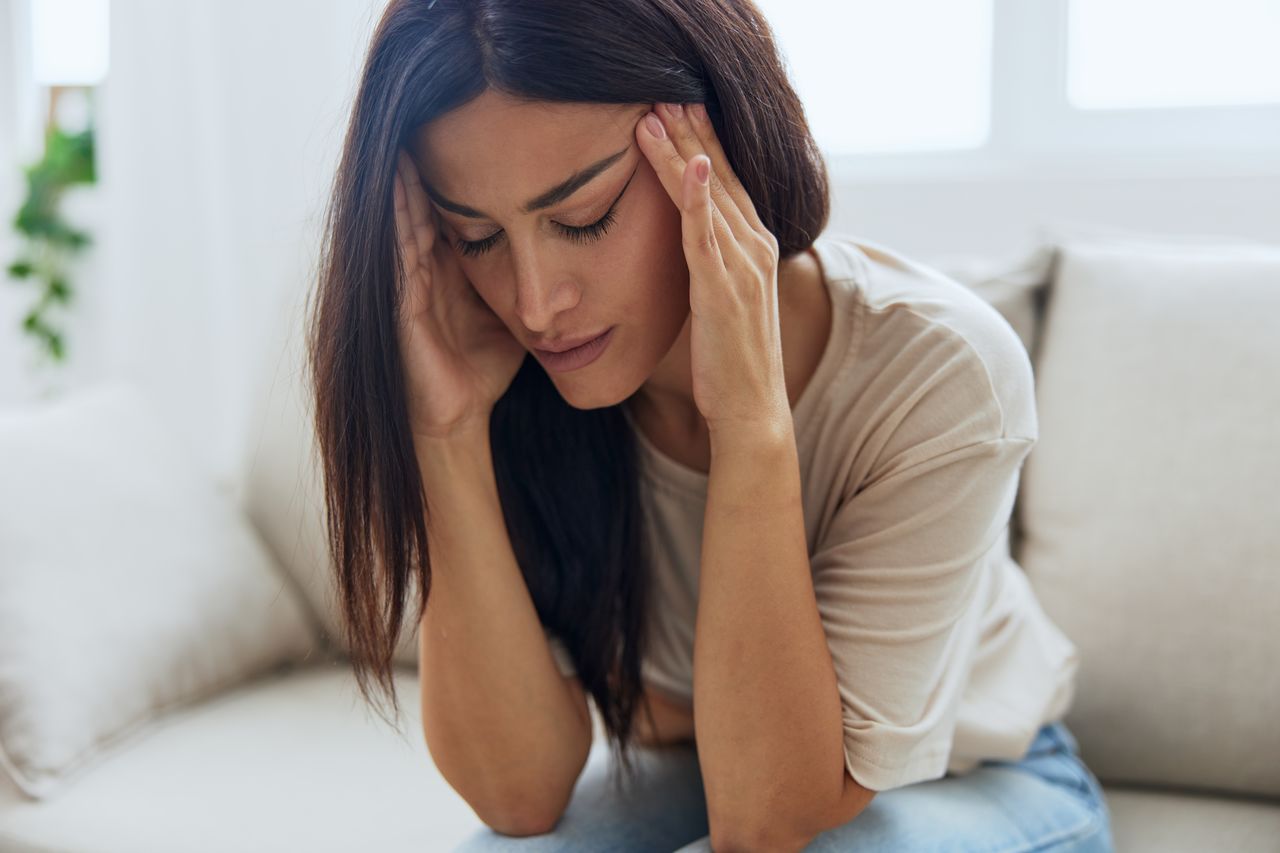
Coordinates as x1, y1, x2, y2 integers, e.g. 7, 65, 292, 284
687, 103, 769, 239
636, 108, 737, 263
393, 180, 422, 313
652, 103, 754, 248
682, 153, 727, 284
397, 149, 435, 257
393, 170, 413, 264
393, 162, 431, 334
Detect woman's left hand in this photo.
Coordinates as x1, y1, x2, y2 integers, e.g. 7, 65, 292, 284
635, 102, 791, 444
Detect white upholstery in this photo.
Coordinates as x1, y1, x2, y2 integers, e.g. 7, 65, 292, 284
1104, 787, 1280, 853
0, 666, 484, 852
0, 384, 316, 800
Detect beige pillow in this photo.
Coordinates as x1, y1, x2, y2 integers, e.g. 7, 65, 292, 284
1018, 236, 1280, 799
0, 383, 317, 799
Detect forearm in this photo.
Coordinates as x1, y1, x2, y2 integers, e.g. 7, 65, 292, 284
693, 425, 847, 849
416, 430, 591, 833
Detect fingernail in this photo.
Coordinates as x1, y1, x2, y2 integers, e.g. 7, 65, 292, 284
666, 102, 684, 117
696, 157, 709, 184
692, 103, 707, 122
645, 113, 665, 139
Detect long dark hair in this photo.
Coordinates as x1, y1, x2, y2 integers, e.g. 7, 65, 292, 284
306, 0, 830, 790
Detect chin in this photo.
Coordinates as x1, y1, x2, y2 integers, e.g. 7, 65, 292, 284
550, 378, 628, 412
544, 364, 644, 412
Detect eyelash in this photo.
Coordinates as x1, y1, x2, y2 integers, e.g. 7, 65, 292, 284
452, 204, 621, 259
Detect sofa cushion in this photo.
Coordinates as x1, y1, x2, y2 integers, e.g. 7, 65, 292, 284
0, 665, 479, 852
0, 383, 317, 799
1018, 237, 1280, 798
1105, 787, 1280, 853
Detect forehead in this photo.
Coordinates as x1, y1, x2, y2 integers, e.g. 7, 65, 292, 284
412, 91, 649, 208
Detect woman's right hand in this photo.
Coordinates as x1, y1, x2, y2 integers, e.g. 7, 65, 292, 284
393, 149, 526, 441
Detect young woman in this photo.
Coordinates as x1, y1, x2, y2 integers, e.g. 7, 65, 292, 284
306, 0, 1115, 849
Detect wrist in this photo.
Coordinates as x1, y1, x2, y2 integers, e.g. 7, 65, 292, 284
415, 427, 493, 486
708, 414, 795, 459
414, 411, 491, 450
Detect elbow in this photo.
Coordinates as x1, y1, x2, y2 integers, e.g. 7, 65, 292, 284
479, 805, 564, 838
473, 775, 578, 838
426, 714, 590, 839
467, 776, 576, 839
710, 824, 811, 853
709, 803, 814, 853
468, 746, 587, 838
710, 779, 871, 852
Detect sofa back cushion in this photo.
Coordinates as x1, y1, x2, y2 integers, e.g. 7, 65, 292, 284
1017, 238, 1280, 799
241, 287, 420, 668
0, 383, 317, 799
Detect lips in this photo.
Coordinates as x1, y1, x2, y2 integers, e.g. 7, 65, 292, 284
532, 329, 611, 353
532, 326, 616, 373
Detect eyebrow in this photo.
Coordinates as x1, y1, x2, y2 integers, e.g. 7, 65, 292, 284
423, 144, 632, 220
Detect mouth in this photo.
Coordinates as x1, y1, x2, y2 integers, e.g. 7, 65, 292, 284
532, 326, 616, 373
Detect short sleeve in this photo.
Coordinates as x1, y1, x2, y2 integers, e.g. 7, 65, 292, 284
810, 434, 1036, 791
544, 628, 577, 677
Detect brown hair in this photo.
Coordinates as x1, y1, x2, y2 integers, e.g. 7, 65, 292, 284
305, 0, 829, 790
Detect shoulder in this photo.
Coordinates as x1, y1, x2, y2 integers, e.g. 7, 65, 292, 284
839, 236, 1038, 445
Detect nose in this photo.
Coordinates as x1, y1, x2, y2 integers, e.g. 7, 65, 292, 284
512, 244, 580, 333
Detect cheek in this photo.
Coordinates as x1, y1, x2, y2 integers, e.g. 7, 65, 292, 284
616, 180, 686, 283
449, 257, 507, 316
626, 177, 685, 262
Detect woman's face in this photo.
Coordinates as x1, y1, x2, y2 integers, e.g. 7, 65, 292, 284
411, 89, 690, 410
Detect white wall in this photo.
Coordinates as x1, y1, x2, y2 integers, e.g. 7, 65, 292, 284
74, 0, 380, 489
0, 0, 40, 403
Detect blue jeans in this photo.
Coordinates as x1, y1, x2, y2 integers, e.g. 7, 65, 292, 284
454, 720, 1114, 852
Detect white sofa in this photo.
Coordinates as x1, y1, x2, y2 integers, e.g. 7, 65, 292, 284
2, 228, 1278, 852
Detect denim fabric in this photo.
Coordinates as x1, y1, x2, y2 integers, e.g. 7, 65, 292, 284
453, 720, 1114, 852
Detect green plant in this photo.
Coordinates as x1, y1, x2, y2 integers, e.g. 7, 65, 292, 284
6, 123, 96, 362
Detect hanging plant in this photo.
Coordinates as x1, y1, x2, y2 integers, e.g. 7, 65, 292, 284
6, 123, 96, 362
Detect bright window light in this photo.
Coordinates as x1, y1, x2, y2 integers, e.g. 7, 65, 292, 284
756, 0, 993, 155
1067, 0, 1280, 109
31, 0, 111, 86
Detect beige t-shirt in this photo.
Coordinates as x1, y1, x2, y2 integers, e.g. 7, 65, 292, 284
547, 231, 1079, 792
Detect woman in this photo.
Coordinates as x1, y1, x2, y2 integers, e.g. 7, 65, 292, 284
306, 0, 1115, 849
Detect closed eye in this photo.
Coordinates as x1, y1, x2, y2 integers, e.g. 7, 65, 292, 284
452, 164, 638, 259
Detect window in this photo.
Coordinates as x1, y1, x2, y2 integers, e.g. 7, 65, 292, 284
1067, 0, 1280, 110
758, 0, 993, 156
756, 0, 1280, 177
30, 0, 110, 87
